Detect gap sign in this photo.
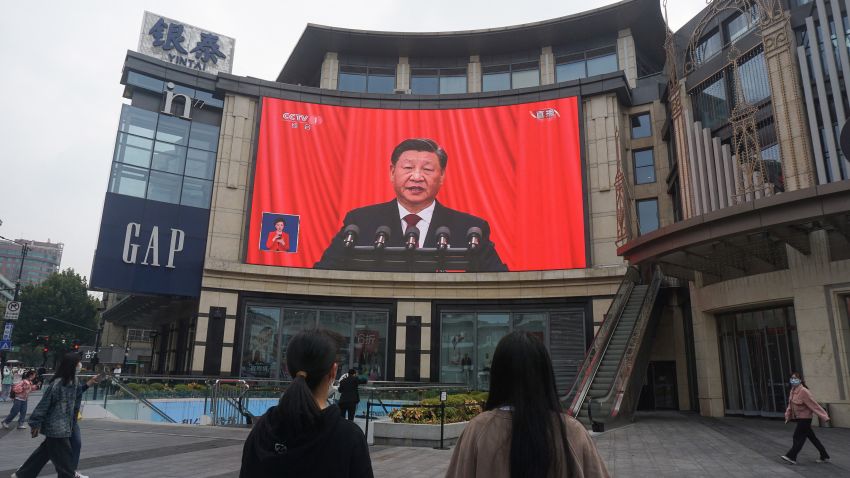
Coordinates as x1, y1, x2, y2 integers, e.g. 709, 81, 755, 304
90, 193, 210, 297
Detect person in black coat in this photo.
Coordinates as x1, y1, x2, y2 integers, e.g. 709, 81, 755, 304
338, 369, 366, 421
240, 330, 373, 478
314, 138, 508, 272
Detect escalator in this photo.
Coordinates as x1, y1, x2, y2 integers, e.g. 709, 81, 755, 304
565, 266, 665, 428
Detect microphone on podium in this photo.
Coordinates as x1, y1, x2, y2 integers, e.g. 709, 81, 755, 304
466, 227, 482, 252
374, 226, 391, 249
404, 226, 420, 250
435, 226, 451, 251
342, 224, 360, 248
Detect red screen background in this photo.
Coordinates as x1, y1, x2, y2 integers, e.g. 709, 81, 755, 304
246, 97, 586, 271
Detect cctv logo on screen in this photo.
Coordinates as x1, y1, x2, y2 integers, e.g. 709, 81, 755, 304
282, 112, 323, 130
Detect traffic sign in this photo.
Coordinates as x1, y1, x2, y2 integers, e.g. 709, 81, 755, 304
2, 322, 12, 341
4, 301, 21, 321
0, 340, 11, 352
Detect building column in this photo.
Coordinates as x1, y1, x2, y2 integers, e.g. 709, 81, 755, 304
468, 55, 482, 93
761, 12, 815, 191
397, 56, 410, 93
394, 301, 432, 381
690, 273, 725, 417
540, 46, 555, 85
319, 52, 339, 90
617, 29, 637, 89
191, 291, 239, 376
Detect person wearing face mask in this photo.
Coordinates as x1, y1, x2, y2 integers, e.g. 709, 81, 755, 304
2, 370, 36, 429
10, 353, 96, 478
780, 372, 831, 465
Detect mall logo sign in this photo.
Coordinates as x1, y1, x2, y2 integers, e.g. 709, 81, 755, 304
282, 112, 323, 131
122, 223, 185, 269
530, 107, 560, 120
137, 12, 235, 75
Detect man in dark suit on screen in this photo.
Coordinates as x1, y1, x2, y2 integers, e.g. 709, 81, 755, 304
314, 138, 508, 272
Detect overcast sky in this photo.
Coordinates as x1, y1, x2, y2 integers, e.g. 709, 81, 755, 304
0, 0, 704, 286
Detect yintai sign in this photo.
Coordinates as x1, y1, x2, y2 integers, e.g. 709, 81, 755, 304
138, 12, 235, 74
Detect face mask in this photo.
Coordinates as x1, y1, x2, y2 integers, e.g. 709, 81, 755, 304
790, 378, 801, 387
76, 363, 82, 374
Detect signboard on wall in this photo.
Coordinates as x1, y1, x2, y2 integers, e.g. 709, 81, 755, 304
90, 193, 210, 297
246, 97, 586, 272
138, 11, 235, 75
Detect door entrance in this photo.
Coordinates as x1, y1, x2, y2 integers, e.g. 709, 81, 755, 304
638, 361, 679, 410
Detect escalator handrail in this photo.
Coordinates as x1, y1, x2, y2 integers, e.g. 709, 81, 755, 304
609, 265, 664, 418
565, 266, 640, 416
106, 373, 177, 423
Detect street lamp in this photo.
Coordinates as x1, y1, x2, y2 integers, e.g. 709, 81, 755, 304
42, 317, 97, 333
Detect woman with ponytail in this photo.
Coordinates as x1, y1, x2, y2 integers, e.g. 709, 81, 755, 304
240, 329, 373, 477
446, 331, 609, 478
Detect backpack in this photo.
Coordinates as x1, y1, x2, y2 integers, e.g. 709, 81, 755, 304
10, 380, 25, 399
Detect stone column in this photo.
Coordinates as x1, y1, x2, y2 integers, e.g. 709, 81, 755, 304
670, 80, 696, 218
396, 56, 410, 92
540, 46, 555, 85
468, 55, 482, 93
319, 52, 339, 90
689, 274, 725, 417
617, 29, 637, 89
761, 12, 815, 191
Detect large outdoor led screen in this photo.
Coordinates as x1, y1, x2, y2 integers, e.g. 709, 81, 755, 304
246, 97, 585, 272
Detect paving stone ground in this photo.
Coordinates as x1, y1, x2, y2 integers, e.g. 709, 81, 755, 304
1, 396, 848, 477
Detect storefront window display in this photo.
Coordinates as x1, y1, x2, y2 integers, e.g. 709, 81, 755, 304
241, 304, 389, 381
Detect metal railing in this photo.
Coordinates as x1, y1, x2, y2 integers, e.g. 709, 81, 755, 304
565, 266, 640, 417
105, 373, 177, 423
210, 379, 250, 426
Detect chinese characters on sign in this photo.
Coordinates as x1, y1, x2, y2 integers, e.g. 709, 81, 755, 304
138, 12, 235, 74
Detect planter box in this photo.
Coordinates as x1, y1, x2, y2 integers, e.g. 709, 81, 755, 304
371, 419, 468, 447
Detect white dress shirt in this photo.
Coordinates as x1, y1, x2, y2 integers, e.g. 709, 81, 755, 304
397, 201, 435, 248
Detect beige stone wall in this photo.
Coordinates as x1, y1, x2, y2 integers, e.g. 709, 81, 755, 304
616, 29, 637, 89
467, 56, 482, 93
540, 46, 555, 86
690, 231, 850, 426
584, 94, 625, 267
319, 52, 339, 90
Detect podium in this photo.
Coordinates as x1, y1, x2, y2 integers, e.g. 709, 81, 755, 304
336, 246, 478, 272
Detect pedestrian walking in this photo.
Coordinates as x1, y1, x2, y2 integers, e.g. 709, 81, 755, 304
338, 368, 366, 421
240, 329, 374, 478
70, 372, 104, 478
2, 370, 36, 429
10, 353, 84, 478
446, 331, 610, 478
780, 372, 830, 465
1, 365, 11, 401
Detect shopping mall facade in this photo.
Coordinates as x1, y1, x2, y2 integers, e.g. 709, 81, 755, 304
91, 0, 850, 427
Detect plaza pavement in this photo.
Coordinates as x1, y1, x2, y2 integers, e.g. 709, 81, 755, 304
1, 395, 849, 477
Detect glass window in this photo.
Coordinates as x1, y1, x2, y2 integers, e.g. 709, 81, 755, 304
556, 60, 586, 83
512, 68, 540, 89
118, 105, 157, 139
185, 148, 216, 180
637, 198, 660, 235
736, 51, 770, 104
441, 313, 475, 385
354, 311, 388, 381
242, 307, 281, 378
634, 149, 656, 184
180, 177, 212, 208
367, 67, 396, 94
482, 64, 511, 92
692, 75, 729, 130
114, 133, 153, 168
586, 52, 618, 76
156, 114, 190, 146
280, 309, 318, 379
126, 71, 165, 93
193, 89, 224, 109
319, 311, 353, 378
439, 74, 467, 94
726, 6, 759, 43
109, 163, 148, 198
695, 30, 722, 64
476, 313, 509, 390
761, 144, 784, 192
188, 122, 220, 152
151, 141, 187, 175
338, 66, 367, 93
513, 313, 547, 344
147, 170, 182, 204
631, 113, 652, 138
411, 69, 439, 94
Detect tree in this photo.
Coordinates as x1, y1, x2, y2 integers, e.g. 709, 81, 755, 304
10, 269, 100, 366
